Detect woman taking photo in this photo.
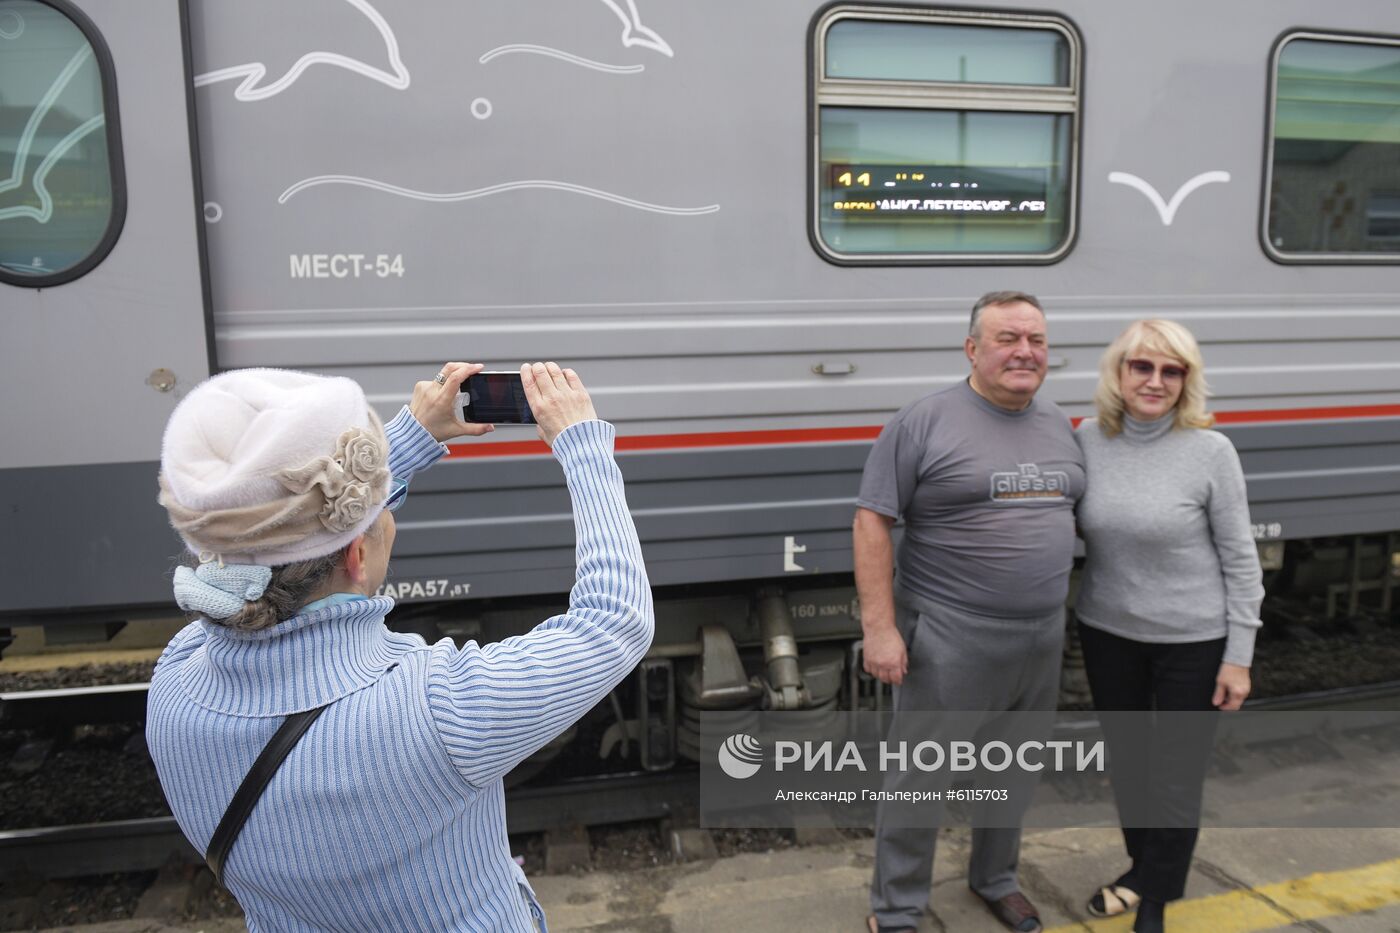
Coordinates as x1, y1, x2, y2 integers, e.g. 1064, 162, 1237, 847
1074, 320, 1264, 933
148, 361, 653, 931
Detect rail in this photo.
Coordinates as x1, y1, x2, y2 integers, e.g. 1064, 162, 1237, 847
0, 770, 698, 880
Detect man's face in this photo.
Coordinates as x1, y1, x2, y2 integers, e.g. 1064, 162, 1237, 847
965, 301, 1049, 410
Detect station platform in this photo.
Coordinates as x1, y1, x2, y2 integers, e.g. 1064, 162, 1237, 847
30, 826, 1398, 933
530, 827, 1400, 933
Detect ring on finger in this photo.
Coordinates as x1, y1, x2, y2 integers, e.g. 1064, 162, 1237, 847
434, 372, 447, 386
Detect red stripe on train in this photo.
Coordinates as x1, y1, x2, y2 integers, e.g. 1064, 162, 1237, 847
442, 404, 1400, 460
444, 425, 883, 458
1212, 404, 1400, 424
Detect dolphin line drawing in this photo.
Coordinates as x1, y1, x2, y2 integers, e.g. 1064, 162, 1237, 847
599, 0, 673, 57
0, 46, 106, 225
192, 0, 408, 102
481, 0, 673, 73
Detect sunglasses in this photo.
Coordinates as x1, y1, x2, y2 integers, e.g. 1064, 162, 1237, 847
385, 477, 409, 513
1125, 358, 1188, 382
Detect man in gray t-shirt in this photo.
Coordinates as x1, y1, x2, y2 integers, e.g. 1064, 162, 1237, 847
855, 292, 1083, 933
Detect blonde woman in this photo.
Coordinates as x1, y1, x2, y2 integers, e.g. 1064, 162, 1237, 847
1074, 320, 1264, 933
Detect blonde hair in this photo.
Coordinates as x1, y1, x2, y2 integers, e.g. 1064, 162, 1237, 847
1094, 319, 1214, 437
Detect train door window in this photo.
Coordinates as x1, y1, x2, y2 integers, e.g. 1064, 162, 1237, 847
0, 0, 124, 287
811, 8, 1081, 265
1264, 34, 1400, 262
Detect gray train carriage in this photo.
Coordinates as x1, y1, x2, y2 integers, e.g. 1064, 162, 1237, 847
3, 0, 1399, 760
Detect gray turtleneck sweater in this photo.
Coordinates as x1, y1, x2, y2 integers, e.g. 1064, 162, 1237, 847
1074, 414, 1264, 667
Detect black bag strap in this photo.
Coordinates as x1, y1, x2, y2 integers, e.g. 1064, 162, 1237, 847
206, 704, 329, 886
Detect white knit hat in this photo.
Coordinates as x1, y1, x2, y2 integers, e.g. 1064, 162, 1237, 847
157, 368, 391, 566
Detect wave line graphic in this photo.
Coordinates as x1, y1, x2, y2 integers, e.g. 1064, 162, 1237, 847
192, 0, 408, 101
278, 175, 720, 216
478, 44, 643, 74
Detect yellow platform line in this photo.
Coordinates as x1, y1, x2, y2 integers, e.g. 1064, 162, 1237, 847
1045, 857, 1400, 932
0, 646, 164, 674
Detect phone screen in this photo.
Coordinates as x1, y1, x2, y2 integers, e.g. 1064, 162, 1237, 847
462, 372, 536, 424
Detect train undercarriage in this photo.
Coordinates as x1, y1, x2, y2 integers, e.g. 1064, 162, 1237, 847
5, 532, 1397, 783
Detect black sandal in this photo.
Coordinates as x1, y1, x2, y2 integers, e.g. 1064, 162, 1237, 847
1087, 883, 1141, 918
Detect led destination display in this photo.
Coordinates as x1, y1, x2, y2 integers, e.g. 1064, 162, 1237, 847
827, 165, 1049, 218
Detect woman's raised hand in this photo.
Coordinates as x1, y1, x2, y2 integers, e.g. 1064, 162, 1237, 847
410, 362, 495, 442
521, 362, 598, 448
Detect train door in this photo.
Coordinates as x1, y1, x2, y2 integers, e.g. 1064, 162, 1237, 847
0, 0, 210, 622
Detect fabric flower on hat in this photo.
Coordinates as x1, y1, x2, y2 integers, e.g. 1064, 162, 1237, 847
343, 430, 385, 482
323, 480, 372, 532
277, 427, 389, 533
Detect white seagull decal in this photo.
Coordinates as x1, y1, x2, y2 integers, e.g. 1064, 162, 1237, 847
1107, 171, 1231, 226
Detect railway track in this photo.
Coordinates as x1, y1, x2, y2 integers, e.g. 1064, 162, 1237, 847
1, 670, 1397, 928
7, 670, 1399, 730
1242, 677, 1400, 711
3, 677, 1398, 881
0, 769, 700, 881
0, 682, 149, 729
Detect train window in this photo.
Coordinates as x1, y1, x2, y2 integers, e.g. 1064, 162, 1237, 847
1265, 34, 1400, 262
0, 0, 125, 288
825, 19, 1069, 86
811, 8, 1080, 265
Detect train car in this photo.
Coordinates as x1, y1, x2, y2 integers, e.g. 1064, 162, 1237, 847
3, 0, 1399, 764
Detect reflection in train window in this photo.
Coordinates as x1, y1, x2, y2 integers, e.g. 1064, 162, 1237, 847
810, 8, 1080, 264
1265, 35, 1400, 261
1367, 193, 1400, 243
0, 0, 124, 287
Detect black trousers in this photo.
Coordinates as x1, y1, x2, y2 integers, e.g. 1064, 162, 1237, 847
1077, 621, 1225, 903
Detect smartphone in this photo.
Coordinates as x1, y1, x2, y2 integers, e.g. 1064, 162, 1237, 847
461, 371, 536, 424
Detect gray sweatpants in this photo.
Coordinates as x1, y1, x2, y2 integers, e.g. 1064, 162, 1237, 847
870, 599, 1064, 929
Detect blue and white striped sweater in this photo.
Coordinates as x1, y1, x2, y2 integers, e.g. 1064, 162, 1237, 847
147, 410, 654, 932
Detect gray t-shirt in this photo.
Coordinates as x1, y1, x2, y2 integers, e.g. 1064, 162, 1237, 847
856, 380, 1085, 618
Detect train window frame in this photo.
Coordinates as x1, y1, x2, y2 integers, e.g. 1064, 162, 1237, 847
807, 5, 1083, 267
1261, 29, 1400, 265
0, 0, 127, 289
